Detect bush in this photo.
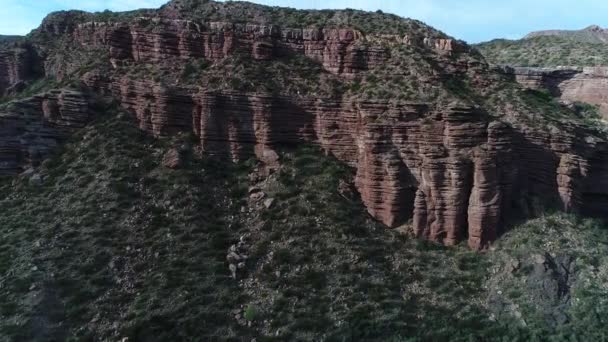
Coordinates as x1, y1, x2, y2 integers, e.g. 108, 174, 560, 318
243, 305, 257, 321
476, 36, 608, 67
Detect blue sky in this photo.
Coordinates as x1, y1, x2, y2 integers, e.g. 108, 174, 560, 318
1, 0, 608, 43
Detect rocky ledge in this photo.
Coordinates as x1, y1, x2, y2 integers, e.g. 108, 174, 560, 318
0, 89, 91, 174
0, 7, 607, 249
78, 76, 608, 249
0, 42, 41, 96
505, 66, 608, 118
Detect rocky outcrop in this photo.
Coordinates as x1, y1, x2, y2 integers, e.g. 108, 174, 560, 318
55, 11, 607, 249
33, 16, 469, 82
50, 19, 386, 77
507, 66, 608, 118
0, 89, 90, 174
1, 8, 606, 249
162, 146, 187, 168
38, 10, 96, 36
0, 43, 41, 96
423, 37, 467, 54
79, 72, 608, 249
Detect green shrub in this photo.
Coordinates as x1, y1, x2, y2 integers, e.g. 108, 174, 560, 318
243, 305, 257, 321
476, 36, 608, 67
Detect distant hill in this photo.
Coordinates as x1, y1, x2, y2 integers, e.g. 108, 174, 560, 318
476, 25, 608, 67
0, 35, 22, 44
476, 35, 608, 67
525, 25, 608, 44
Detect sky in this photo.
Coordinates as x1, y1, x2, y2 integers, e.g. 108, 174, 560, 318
1, 0, 608, 43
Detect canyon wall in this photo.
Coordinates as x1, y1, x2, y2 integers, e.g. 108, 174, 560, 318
81, 75, 608, 249
0, 43, 41, 96
508, 66, 608, 118
58, 19, 386, 77
0, 89, 90, 174
34, 17, 466, 81
1, 16, 607, 249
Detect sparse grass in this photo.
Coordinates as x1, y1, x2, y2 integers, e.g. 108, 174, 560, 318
0, 78, 58, 106
0, 113, 251, 340
192, 52, 328, 96
0, 116, 607, 340
238, 145, 507, 340
489, 213, 608, 340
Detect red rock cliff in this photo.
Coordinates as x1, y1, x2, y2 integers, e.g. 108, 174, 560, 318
1, 11, 607, 249
0, 43, 41, 96
0, 89, 90, 174
508, 66, 608, 118
81, 73, 608, 249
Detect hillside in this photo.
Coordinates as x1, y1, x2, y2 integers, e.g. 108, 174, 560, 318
476, 36, 608, 67
1, 112, 607, 340
0, 35, 21, 44
476, 26, 608, 118
525, 25, 608, 43
1, 0, 608, 340
0, 0, 606, 247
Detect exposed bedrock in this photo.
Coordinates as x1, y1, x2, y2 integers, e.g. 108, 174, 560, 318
35, 17, 465, 80
0, 43, 42, 96
0, 89, 90, 174
65, 19, 384, 77
3, 69, 606, 249
81, 76, 608, 249
2, 16, 606, 248
506, 66, 608, 118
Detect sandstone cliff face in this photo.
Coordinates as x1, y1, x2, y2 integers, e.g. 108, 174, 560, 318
31, 16, 467, 82
0, 89, 90, 174
524, 25, 608, 43
0, 44, 41, 96
47, 19, 381, 77
509, 66, 608, 118
1, 9, 607, 249
78, 72, 608, 249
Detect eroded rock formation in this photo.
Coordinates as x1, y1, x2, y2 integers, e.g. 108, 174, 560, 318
1, 6, 607, 249
508, 66, 608, 118
0, 89, 90, 174
0, 43, 41, 96
80, 74, 608, 249
43, 18, 384, 78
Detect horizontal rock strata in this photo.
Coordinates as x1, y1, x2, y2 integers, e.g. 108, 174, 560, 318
81, 74, 608, 249
1, 14, 606, 249
0, 43, 41, 96
32, 17, 467, 80
0, 89, 90, 174
507, 66, 608, 118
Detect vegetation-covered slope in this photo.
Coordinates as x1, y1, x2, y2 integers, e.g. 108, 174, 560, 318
1, 109, 607, 341
476, 36, 608, 67
160, 0, 446, 36
1, 1, 608, 340
0, 35, 22, 45
0, 110, 251, 341
525, 25, 608, 44
28, 1, 464, 105
40, 0, 448, 38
